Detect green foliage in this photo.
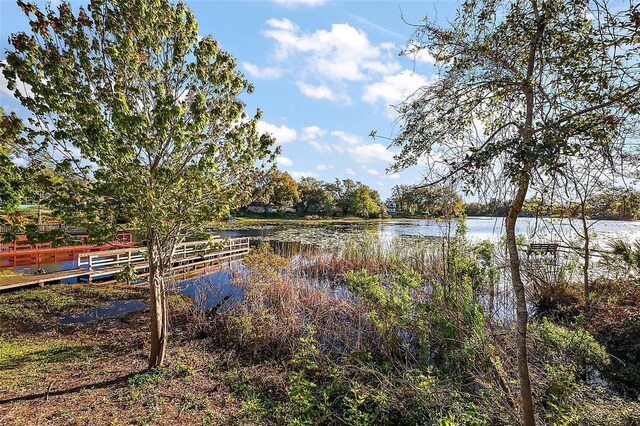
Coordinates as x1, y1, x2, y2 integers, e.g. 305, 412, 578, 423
128, 367, 166, 389
326, 178, 381, 217
609, 239, 640, 272
345, 262, 422, 350
267, 171, 301, 208
594, 311, 640, 395
296, 177, 335, 214
388, 184, 464, 218
531, 318, 610, 371
115, 264, 139, 285
345, 233, 488, 378
288, 326, 322, 425
0, 106, 28, 214
174, 352, 196, 379
4, 0, 276, 250
348, 185, 380, 218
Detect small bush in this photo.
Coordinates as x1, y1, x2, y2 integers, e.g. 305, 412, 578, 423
128, 367, 166, 389
531, 318, 609, 371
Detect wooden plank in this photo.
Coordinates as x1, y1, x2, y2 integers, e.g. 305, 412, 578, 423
0, 268, 89, 290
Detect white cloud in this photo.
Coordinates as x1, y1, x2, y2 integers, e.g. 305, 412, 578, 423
309, 140, 333, 154
266, 18, 299, 32
345, 168, 356, 176
362, 70, 430, 106
243, 62, 282, 79
290, 171, 317, 179
331, 130, 360, 145
386, 172, 401, 179
278, 156, 293, 166
346, 143, 395, 164
273, 0, 326, 7
404, 42, 436, 64
257, 121, 297, 144
301, 125, 326, 141
367, 169, 380, 176
264, 20, 400, 82
0, 61, 33, 100
315, 163, 334, 171
296, 81, 351, 104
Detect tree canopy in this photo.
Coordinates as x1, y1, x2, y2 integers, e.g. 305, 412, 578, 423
0, 106, 27, 216
3, 0, 275, 366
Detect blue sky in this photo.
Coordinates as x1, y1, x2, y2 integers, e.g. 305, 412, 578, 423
0, 0, 459, 200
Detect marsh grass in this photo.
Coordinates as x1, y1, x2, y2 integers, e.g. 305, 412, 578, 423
202, 229, 640, 425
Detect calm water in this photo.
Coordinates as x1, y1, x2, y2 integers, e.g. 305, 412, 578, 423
219, 216, 640, 249
59, 300, 148, 325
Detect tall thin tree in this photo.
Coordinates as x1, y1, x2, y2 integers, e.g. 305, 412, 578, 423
386, 1, 640, 423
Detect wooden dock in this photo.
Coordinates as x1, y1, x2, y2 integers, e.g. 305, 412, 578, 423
0, 237, 250, 291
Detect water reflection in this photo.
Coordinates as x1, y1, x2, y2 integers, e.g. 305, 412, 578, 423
173, 269, 241, 312
58, 269, 243, 325
59, 300, 148, 325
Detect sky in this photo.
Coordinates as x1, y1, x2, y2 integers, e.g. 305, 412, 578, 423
0, 0, 460, 200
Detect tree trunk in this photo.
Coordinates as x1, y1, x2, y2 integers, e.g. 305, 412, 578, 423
581, 209, 590, 309
506, 173, 535, 426
148, 231, 169, 368
488, 278, 495, 321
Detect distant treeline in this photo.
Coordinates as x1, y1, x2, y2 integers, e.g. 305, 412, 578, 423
465, 187, 640, 220
245, 172, 385, 218
245, 175, 640, 221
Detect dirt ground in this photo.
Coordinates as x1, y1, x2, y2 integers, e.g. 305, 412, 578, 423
0, 284, 269, 426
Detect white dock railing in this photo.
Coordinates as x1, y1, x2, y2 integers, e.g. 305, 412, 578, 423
77, 237, 250, 270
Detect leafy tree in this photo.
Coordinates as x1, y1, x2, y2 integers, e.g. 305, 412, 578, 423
297, 177, 334, 214
610, 239, 640, 273
326, 178, 359, 215
0, 106, 27, 217
387, 1, 640, 423
268, 171, 300, 209
348, 185, 380, 218
389, 184, 463, 218
4, 0, 275, 367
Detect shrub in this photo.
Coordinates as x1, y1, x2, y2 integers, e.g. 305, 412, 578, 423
531, 318, 609, 372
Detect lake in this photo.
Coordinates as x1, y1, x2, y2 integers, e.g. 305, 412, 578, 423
217, 216, 640, 251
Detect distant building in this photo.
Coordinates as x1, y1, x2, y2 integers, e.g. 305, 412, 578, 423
386, 203, 396, 214
247, 202, 265, 213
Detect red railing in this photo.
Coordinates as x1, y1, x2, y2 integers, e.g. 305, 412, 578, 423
0, 232, 134, 267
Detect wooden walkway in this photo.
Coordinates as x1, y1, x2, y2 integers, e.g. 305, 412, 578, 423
0, 237, 250, 291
